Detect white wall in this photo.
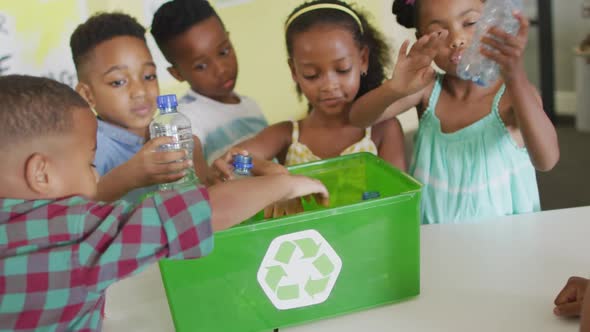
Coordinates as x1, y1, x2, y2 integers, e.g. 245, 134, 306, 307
553, 0, 589, 92
524, 0, 590, 114
553, 0, 589, 115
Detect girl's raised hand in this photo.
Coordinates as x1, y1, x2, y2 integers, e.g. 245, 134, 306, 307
389, 30, 448, 96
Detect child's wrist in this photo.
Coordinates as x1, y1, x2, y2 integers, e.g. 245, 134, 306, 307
386, 79, 405, 101
503, 66, 528, 86
265, 163, 289, 175
253, 159, 289, 176
283, 174, 302, 199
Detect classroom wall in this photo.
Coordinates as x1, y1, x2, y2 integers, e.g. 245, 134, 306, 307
521, 0, 590, 115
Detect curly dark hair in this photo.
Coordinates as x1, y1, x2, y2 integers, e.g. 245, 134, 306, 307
391, 0, 420, 29
285, 0, 392, 102
70, 12, 146, 73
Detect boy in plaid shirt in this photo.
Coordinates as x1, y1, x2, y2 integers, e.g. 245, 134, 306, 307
0, 75, 329, 331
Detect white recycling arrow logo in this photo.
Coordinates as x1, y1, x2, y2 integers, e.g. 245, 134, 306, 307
257, 229, 342, 310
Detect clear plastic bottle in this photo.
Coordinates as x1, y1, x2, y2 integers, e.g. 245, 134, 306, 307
149, 94, 199, 190
232, 154, 253, 179
457, 0, 523, 86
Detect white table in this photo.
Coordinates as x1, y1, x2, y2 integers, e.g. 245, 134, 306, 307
103, 207, 590, 332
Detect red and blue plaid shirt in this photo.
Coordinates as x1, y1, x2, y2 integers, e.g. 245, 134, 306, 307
0, 185, 213, 331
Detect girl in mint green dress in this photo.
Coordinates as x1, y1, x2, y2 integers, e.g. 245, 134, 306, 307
349, 0, 560, 224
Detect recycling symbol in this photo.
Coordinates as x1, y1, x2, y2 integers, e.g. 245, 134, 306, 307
257, 229, 342, 310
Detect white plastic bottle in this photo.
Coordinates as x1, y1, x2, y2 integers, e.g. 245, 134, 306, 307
457, 0, 524, 86
149, 94, 198, 190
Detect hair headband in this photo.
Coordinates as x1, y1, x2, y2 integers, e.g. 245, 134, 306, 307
285, 3, 364, 34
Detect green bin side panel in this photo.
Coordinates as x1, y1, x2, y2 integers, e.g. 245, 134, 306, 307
159, 153, 421, 332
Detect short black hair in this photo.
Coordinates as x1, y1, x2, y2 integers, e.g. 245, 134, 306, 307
0, 75, 90, 149
286, 0, 392, 101
151, 0, 221, 64
70, 12, 146, 74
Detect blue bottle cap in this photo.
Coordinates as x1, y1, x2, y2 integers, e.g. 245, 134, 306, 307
157, 94, 178, 110
233, 154, 253, 170
362, 191, 380, 201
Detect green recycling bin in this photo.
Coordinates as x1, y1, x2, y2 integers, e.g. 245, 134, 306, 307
159, 152, 422, 331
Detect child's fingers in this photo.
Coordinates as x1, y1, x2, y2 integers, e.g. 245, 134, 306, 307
480, 47, 508, 66
153, 159, 192, 175
264, 205, 273, 219
211, 159, 234, 180
422, 30, 448, 57
433, 29, 449, 42
227, 148, 249, 160
397, 40, 410, 60
273, 203, 285, 218
554, 280, 583, 305
513, 11, 530, 39
404, 37, 428, 62
408, 54, 434, 72
154, 172, 186, 184
481, 36, 520, 58
311, 180, 328, 196
287, 176, 329, 202
408, 34, 431, 57
554, 301, 583, 317
271, 205, 279, 218
409, 30, 446, 60
309, 180, 329, 203
152, 149, 187, 164
145, 136, 176, 150
487, 28, 522, 49
286, 199, 304, 215
415, 33, 431, 47
314, 193, 330, 207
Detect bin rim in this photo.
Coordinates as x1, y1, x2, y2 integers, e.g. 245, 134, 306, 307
217, 152, 423, 237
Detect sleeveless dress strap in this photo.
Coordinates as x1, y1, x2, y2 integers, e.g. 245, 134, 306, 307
364, 126, 372, 139
424, 74, 444, 115
291, 120, 300, 143
491, 85, 506, 116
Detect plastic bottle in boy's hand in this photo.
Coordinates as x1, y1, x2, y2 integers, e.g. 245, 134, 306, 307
232, 154, 253, 179
457, 0, 523, 86
150, 94, 199, 190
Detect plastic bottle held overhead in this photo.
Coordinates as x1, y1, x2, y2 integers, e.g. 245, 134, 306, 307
149, 94, 199, 190
456, 0, 524, 86
233, 154, 253, 179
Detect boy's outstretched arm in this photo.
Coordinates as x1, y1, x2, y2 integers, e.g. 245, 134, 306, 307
350, 30, 448, 128
95, 136, 191, 202
208, 174, 329, 231
78, 186, 214, 294
481, 13, 559, 171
